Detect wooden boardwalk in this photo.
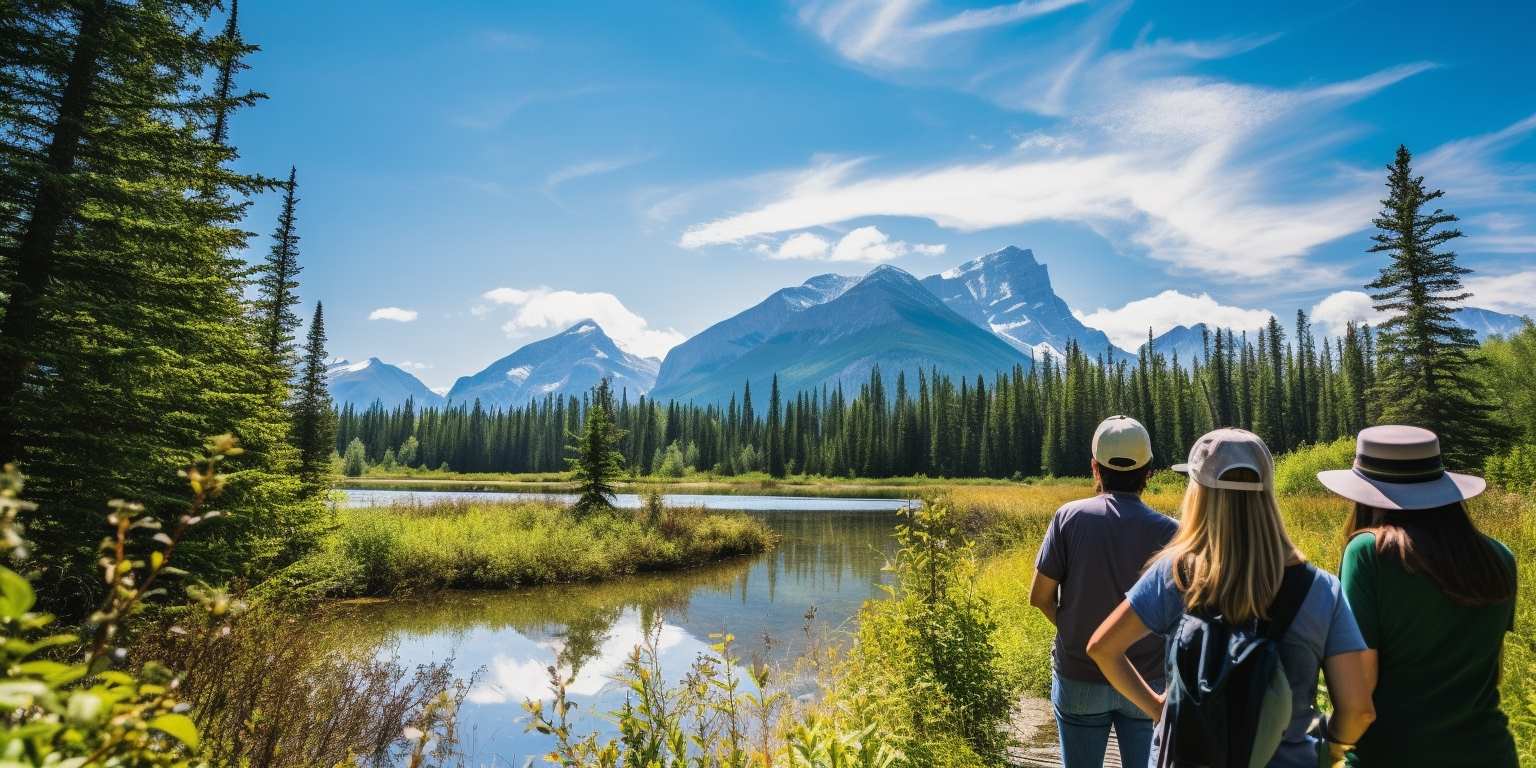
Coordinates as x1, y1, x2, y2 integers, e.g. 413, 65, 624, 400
1008, 696, 1124, 768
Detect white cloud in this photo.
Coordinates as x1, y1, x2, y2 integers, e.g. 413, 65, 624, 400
756, 227, 945, 263
1464, 271, 1536, 316
773, 232, 832, 260
1311, 290, 1392, 336
479, 286, 685, 358
368, 307, 418, 322
396, 360, 432, 371
1075, 290, 1274, 350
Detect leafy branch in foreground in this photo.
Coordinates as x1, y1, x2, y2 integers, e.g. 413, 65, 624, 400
0, 437, 240, 766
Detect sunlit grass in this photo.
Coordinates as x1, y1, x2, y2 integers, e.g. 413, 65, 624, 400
262, 499, 774, 602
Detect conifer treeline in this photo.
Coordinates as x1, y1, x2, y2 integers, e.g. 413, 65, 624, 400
336, 312, 1390, 478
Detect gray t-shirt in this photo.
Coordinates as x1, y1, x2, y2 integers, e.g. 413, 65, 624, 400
1128, 558, 1368, 768
1035, 492, 1178, 684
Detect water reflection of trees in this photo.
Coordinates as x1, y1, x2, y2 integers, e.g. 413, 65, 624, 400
322, 511, 898, 675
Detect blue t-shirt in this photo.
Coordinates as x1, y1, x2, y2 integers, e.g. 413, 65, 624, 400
1036, 492, 1178, 684
1127, 557, 1367, 768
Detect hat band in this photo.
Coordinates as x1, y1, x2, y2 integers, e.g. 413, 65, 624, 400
1355, 453, 1446, 484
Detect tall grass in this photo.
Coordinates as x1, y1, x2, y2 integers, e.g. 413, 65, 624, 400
263, 499, 774, 601
962, 478, 1536, 762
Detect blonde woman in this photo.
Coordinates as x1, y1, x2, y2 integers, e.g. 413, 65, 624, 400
1087, 429, 1376, 767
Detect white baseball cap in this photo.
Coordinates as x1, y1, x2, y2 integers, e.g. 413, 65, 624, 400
1173, 428, 1274, 492
1092, 416, 1153, 471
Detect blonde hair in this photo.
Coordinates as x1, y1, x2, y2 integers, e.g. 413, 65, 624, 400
1156, 468, 1300, 624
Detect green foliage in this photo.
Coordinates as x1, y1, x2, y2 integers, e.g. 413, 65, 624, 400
1477, 321, 1536, 440
1366, 145, 1503, 465
0, 1, 322, 616
292, 302, 337, 496
0, 441, 240, 765
859, 495, 1012, 763
343, 437, 368, 477
568, 380, 628, 514
1485, 444, 1536, 492
1274, 438, 1357, 495
524, 625, 900, 768
655, 442, 688, 478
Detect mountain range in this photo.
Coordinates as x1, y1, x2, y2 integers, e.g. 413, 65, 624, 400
327, 358, 445, 410
336, 246, 1531, 409
648, 264, 1032, 405
444, 320, 660, 407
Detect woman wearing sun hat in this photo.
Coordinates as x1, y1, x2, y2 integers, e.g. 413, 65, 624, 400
1320, 425, 1518, 768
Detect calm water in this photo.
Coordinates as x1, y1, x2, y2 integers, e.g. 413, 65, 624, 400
323, 492, 906, 765
342, 487, 914, 512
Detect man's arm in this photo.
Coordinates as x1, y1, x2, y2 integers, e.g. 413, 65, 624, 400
1029, 570, 1060, 626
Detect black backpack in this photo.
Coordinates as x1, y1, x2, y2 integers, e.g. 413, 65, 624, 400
1157, 563, 1316, 768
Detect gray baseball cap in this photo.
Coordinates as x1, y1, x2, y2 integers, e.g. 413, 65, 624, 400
1173, 428, 1274, 492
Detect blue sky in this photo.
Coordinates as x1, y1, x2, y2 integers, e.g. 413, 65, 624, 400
230, 0, 1536, 390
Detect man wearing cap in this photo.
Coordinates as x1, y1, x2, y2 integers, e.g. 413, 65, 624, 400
1029, 415, 1177, 768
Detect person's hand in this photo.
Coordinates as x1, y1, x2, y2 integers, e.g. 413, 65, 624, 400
1317, 735, 1353, 768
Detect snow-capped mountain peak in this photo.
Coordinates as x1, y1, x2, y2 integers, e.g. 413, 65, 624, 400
922, 246, 1131, 362
446, 320, 659, 407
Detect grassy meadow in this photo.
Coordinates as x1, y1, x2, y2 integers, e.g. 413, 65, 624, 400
956, 463, 1535, 762
261, 498, 774, 603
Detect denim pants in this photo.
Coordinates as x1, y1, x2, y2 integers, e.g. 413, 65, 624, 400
1051, 675, 1160, 768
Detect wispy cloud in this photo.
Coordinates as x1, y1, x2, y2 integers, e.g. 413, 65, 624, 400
479, 286, 684, 358
798, 0, 1088, 67
1464, 271, 1536, 316
368, 307, 418, 322
544, 154, 655, 197
1074, 290, 1274, 350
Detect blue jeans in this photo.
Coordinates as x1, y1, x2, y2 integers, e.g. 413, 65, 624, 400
1051, 675, 1160, 768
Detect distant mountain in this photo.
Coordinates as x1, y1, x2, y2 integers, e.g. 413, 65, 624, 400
1456, 307, 1529, 341
651, 273, 858, 400
328, 358, 444, 410
446, 320, 660, 408
1140, 324, 1214, 365
923, 246, 1132, 362
650, 265, 1031, 405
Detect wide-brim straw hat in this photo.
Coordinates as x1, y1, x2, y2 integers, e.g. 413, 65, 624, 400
1317, 425, 1485, 511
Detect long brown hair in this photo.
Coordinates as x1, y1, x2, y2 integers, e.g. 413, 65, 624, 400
1348, 502, 1515, 606
1159, 468, 1299, 623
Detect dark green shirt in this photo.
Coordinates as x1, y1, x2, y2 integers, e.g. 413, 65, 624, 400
1340, 532, 1517, 768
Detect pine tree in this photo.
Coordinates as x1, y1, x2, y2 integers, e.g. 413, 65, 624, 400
1366, 146, 1502, 463
292, 303, 336, 496
568, 379, 627, 513
255, 166, 303, 371
767, 374, 785, 478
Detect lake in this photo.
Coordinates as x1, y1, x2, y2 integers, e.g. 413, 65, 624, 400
324, 490, 910, 764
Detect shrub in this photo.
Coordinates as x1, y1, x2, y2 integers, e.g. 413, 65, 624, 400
1274, 438, 1356, 495
1486, 444, 1536, 491
343, 437, 369, 477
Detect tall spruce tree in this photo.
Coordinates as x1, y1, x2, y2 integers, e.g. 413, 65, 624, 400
767, 374, 785, 478
568, 379, 627, 513
293, 303, 336, 497
255, 166, 303, 370
1366, 146, 1502, 463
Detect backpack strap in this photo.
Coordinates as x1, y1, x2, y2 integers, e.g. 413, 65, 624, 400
1260, 563, 1315, 641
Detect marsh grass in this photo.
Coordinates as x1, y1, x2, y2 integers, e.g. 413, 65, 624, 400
264, 499, 775, 601
964, 478, 1536, 762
